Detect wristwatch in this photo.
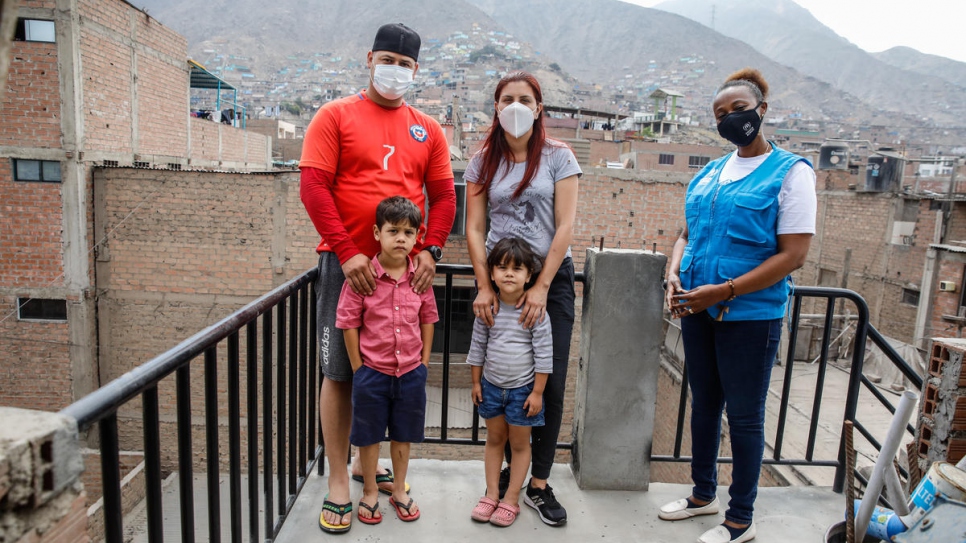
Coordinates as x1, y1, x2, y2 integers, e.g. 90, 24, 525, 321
423, 245, 443, 262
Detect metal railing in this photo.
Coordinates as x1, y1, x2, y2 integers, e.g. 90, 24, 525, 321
61, 271, 321, 543
59, 265, 921, 542
654, 286, 923, 494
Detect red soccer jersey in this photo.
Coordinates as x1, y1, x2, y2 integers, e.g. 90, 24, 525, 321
300, 90, 454, 258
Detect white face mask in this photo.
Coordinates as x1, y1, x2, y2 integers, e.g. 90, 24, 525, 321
371, 64, 414, 101
498, 102, 537, 138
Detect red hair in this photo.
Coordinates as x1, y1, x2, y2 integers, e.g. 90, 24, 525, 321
473, 71, 548, 199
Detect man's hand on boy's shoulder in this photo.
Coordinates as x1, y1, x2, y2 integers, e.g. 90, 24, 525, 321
342, 254, 377, 295
411, 251, 436, 294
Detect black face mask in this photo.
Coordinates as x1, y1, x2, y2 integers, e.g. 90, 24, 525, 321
717, 101, 763, 147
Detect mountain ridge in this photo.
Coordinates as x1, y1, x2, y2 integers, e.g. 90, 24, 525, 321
654, 0, 966, 127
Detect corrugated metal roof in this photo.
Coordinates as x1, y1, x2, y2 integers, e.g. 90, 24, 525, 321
188, 59, 235, 91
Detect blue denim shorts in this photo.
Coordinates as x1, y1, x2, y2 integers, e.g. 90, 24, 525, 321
350, 364, 427, 447
477, 375, 545, 427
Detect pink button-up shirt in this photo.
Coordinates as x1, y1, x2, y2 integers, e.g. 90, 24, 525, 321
335, 256, 439, 377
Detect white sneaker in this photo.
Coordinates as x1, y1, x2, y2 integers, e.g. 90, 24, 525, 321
658, 496, 720, 521
697, 522, 757, 543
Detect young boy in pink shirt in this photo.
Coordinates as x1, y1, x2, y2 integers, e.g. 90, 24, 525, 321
335, 196, 438, 525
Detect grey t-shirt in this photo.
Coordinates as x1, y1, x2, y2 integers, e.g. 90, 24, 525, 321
465, 141, 582, 258
465, 301, 553, 389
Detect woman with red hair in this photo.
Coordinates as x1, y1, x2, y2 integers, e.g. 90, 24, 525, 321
465, 71, 581, 527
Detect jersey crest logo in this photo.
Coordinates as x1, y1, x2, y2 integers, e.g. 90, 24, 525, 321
409, 124, 428, 142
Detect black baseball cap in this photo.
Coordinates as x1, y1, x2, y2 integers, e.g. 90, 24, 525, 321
372, 23, 421, 62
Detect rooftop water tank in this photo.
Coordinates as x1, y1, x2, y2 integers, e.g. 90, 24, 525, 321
865, 154, 903, 192
818, 142, 850, 170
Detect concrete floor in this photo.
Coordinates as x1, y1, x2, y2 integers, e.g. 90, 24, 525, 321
126, 460, 845, 542
276, 459, 844, 543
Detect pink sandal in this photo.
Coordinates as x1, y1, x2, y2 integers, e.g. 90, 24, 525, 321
471, 496, 498, 522
489, 502, 520, 527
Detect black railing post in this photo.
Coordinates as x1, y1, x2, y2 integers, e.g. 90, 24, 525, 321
142, 387, 164, 543
276, 299, 287, 517
246, 321, 259, 543
805, 298, 837, 461
261, 310, 274, 540
828, 289, 870, 493
774, 293, 803, 460
288, 296, 298, 499
204, 346, 222, 543
308, 281, 321, 474
227, 331, 242, 543
176, 365, 196, 543
440, 272, 454, 439
99, 413, 123, 543
672, 361, 689, 458
298, 286, 308, 477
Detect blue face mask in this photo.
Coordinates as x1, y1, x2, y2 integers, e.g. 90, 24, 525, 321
717, 101, 762, 147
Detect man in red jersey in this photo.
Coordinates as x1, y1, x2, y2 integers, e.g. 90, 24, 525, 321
300, 22, 456, 533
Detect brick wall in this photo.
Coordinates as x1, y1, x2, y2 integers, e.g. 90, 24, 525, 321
134, 54, 188, 157
93, 167, 309, 463
187, 117, 272, 169
0, 299, 72, 410
188, 117, 219, 165
0, 163, 65, 287
0, 156, 73, 411
75, 0, 189, 160
926, 255, 966, 339
81, 34, 134, 154
804, 191, 925, 341
0, 41, 62, 148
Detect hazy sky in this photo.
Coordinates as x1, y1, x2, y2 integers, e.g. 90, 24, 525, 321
620, 0, 966, 63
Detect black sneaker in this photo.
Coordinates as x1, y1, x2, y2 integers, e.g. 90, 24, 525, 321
497, 466, 510, 499
524, 481, 567, 526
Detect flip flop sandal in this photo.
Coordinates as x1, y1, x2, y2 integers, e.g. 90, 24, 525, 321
319, 496, 352, 533
489, 502, 520, 527
357, 498, 382, 525
389, 495, 421, 522
471, 496, 499, 522
351, 468, 411, 495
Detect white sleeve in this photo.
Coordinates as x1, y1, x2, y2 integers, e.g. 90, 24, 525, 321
777, 161, 817, 235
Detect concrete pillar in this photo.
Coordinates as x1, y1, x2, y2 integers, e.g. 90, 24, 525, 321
572, 248, 667, 490
0, 407, 87, 542
56, 0, 98, 403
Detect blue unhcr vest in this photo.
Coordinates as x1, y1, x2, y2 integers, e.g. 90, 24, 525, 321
680, 143, 810, 321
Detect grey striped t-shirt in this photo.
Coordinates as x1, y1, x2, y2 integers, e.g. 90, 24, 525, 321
466, 300, 553, 389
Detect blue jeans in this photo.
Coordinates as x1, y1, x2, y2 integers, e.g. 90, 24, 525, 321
477, 376, 545, 427
681, 313, 781, 525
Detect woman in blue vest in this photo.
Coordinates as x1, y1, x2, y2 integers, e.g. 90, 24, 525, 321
659, 68, 817, 543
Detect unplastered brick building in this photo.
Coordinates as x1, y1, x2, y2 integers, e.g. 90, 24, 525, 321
1, 0, 270, 414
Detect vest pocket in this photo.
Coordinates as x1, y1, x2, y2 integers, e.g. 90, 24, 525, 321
725, 193, 776, 246
717, 255, 760, 280
680, 251, 693, 272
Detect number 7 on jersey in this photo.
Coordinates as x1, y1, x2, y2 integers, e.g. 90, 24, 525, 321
382, 145, 395, 170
